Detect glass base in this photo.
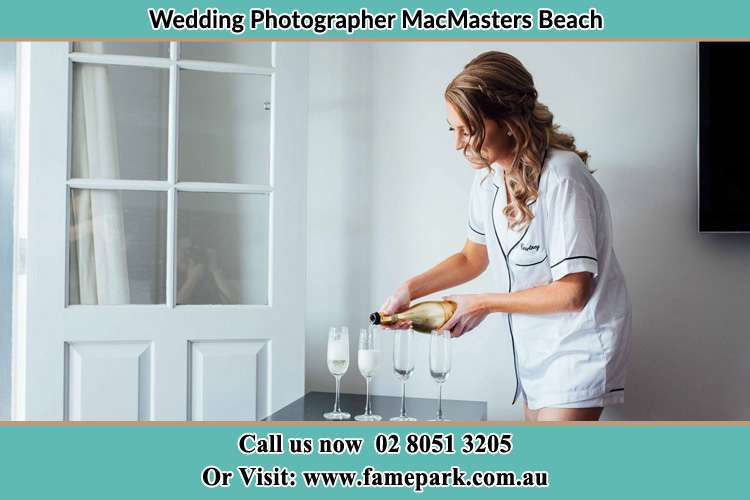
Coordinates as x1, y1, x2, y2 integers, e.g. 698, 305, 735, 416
323, 411, 351, 420
428, 417, 451, 422
389, 415, 417, 422
354, 414, 382, 422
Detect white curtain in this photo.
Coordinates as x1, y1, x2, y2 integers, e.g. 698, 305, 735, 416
70, 42, 130, 304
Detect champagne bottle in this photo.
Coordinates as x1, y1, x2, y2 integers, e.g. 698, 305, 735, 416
370, 300, 457, 333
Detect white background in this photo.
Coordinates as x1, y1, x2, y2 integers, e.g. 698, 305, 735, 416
305, 42, 750, 420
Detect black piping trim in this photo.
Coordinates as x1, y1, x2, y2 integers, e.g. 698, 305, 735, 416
490, 149, 548, 406
514, 255, 548, 267
609, 388, 625, 393
550, 255, 598, 269
492, 149, 547, 207
468, 223, 485, 236
507, 224, 531, 256
491, 183, 537, 207
492, 185, 520, 405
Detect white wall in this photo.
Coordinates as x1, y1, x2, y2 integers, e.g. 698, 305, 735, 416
305, 43, 374, 394
306, 41, 750, 420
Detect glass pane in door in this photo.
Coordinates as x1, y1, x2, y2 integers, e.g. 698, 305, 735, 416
71, 63, 169, 180
72, 42, 169, 58
178, 70, 271, 185
177, 192, 269, 305
68, 189, 167, 305
180, 42, 272, 67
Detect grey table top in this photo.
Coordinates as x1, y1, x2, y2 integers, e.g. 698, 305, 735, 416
264, 391, 487, 421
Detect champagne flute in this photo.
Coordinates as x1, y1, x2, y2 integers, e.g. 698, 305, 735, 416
428, 330, 452, 421
355, 327, 382, 421
324, 326, 351, 420
390, 328, 416, 421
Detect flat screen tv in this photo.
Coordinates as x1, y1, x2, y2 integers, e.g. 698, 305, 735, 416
699, 42, 750, 232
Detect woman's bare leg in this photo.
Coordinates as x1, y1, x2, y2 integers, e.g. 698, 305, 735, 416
523, 401, 539, 422
536, 407, 603, 421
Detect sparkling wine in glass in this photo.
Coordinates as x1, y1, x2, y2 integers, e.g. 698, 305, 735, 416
355, 327, 382, 421
324, 326, 351, 420
429, 330, 452, 421
390, 328, 416, 421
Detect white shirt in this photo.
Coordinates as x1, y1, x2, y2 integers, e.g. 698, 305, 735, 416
467, 148, 631, 409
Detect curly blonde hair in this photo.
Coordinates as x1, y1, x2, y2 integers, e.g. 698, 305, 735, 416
445, 51, 589, 230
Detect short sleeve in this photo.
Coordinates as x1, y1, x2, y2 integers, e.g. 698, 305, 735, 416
467, 174, 486, 245
544, 178, 599, 280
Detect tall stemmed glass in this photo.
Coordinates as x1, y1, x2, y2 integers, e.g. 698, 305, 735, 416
355, 327, 382, 421
324, 326, 351, 420
390, 328, 416, 421
429, 330, 452, 421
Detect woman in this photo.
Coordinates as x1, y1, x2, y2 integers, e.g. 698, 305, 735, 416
380, 51, 631, 422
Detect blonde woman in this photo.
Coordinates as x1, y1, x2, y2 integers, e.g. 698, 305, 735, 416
380, 51, 631, 422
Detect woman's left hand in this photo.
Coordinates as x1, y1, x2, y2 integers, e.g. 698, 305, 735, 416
441, 294, 491, 338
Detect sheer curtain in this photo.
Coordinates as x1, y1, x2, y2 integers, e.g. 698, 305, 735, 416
69, 42, 130, 305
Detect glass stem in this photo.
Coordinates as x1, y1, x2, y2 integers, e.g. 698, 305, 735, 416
437, 383, 443, 420
364, 377, 372, 416
400, 380, 407, 418
333, 375, 341, 413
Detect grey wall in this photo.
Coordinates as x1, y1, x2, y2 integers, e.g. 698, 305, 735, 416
0, 43, 16, 420
306, 42, 750, 420
305, 43, 374, 395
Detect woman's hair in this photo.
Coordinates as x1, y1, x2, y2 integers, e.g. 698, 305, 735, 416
445, 51, 589, 230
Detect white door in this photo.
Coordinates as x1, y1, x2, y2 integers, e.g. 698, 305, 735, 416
14, 42, 308, 421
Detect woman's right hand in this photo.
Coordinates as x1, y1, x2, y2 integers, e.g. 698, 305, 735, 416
379, 283, 412, 329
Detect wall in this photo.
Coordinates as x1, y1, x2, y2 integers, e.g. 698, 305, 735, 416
305, 43, 374, 394
306, 41, 750, 420
0, 43, 15, 419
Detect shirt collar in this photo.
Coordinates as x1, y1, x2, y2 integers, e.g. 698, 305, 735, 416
490, 164, 505, 188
